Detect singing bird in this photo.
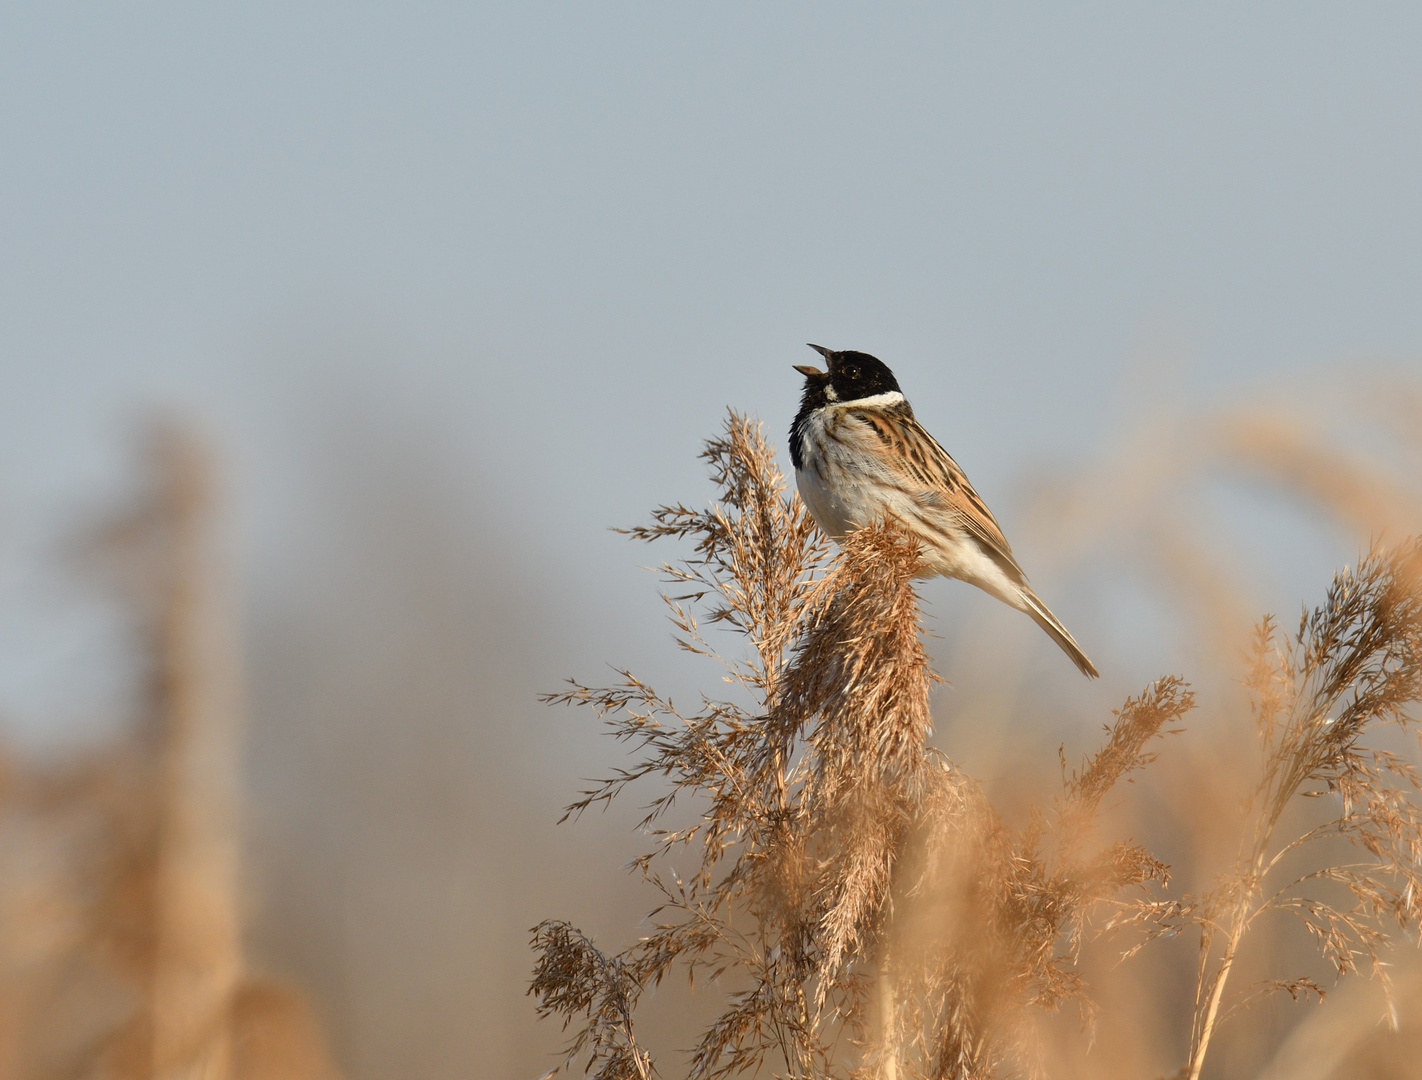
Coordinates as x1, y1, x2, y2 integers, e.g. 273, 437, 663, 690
789, 344, 1098, 678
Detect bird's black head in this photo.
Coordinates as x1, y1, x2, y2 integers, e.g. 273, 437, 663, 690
795, 344, 902, 405
789, 345, 904, 470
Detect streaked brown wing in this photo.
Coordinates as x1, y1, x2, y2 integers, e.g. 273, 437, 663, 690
850, 407, 1027, 584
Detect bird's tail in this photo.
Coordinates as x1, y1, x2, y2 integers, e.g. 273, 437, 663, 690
1019, 587, 1099, 678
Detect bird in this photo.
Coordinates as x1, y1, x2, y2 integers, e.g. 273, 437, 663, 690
789, 344, 1099, 678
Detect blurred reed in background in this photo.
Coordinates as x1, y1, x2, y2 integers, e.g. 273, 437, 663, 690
0, 426, 342, 1079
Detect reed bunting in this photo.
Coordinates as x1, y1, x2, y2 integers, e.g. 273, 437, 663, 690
790, 344, 1098, 678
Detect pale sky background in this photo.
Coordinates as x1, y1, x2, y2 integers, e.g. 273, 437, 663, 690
2, 5, 1421, 1077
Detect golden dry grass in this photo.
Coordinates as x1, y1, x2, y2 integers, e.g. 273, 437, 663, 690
533, 385, 1422, 1080
0, 371, 1420, 1080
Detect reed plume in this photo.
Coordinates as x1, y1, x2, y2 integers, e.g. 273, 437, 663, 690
532, 412, 1181, 1079
0, 423, 345, 1080
1175, 538, 1422, 1080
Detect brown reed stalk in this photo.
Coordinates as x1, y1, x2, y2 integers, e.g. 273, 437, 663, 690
1177, 539, 1422, 1080
69, 425, 247, 1079
531, 412, 1182, 1080
46, 423, 347, 1080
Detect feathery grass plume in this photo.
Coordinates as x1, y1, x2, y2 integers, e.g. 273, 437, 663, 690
532, 411, 1182, 1080
529, 921, 655, 1080
886, 678, 1188, 1080
0, 422, 345, 1080
1174, 538, 1422, 1080
56, 423, 246, 1079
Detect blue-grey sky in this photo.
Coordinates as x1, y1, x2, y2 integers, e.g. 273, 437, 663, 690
4, 4, 1421, 727
5, 3, 1420, 515
2, 7, 1422, 1073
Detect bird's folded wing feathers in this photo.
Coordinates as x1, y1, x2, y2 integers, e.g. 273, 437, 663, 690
851, 408, 1028, 585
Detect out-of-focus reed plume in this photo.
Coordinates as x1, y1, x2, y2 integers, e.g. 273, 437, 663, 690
532, 413, 1185, 1079
1171, 539, 1422, 1080
97, 423, 244, 1077
1021, 374, 1422, 676
0, 423, 342, 1080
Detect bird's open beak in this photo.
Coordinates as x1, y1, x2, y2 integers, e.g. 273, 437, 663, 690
793, 364, 825, 377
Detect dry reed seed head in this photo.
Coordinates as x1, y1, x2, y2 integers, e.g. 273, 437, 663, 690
761, 519, 946, 999
1288, 540, 1422, 785
1176, 537, 1422, 1080
621, 413, 832, 697
1063, 677, 1195, 820
882, 713, 1185, 1080
791, 529, 934, 771
535, 410, 1194, 1080
529, 920, 655, 1080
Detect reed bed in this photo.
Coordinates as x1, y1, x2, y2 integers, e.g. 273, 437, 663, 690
0, 373, 1418, 1080
533, 406, 1422, 1080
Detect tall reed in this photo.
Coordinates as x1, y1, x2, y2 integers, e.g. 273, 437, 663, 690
1176, 540, 1422, 1079
532, 413, 1184, 1079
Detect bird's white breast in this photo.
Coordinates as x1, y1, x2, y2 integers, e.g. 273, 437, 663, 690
793, 404, 1022, 602
793, 407, 905, 539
